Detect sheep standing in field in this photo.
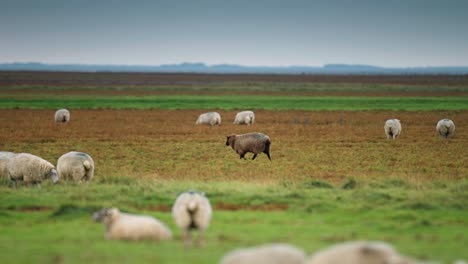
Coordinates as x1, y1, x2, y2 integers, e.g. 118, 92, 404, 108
0, 151, 16, 180
57, 151, 95, 184
306, 241, 416, 264
221, 243, 306, 264
172, 191, 212, 247
55, 108, 70, 123
93, 208, 172, 241
226, 132, 271, 160
6, 153, 58, 187
436, 119, 455, 139
233, 110, 255, 125
196, 112, 221, 126
384, 119, 402, 139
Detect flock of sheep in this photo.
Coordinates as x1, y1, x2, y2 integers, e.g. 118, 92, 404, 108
384, 118, 456, 139
0, 151, 94, 187
0, 108, 460, 264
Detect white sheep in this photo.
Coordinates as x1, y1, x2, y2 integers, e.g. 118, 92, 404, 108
233, 110, 255, 125
93, 208, 172, 241
55, 108, 70, 123
6, 153, 58, 187
196, 112, 221, 126
221, 243, 306, 264
436, 119, 455, 139
306, 241, 416, 264
226, 132, 271, 160
172, 191, 212, 246
57, 151, 95, 184
0, 151, 16, 180
384, 119, 402, 139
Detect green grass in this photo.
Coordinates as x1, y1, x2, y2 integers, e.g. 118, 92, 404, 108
0, 178, 467, 264
0, 94, 467, 110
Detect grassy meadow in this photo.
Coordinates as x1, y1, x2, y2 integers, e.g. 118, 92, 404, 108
0, 79, 467, 263
0, 93, 467, 111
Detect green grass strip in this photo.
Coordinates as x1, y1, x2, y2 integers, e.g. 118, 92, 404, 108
0, 95, 467, 110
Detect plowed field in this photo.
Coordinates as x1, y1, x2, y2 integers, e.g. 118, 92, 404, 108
1, 109, 466, 183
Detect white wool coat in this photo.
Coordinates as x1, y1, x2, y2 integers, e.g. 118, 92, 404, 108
436, 119, 455, 138
55, 109, 70, 123
233, 111, 255, 125
0, 151, 16, 179
221, 243, 306, 264
97, 208, 172, 241
384, 119, 402, 139
57, 151, 95, 183
306, 241, 415, 264
6, 153, 57, 183
172, 192, 212, 232
196, 112, 221, 126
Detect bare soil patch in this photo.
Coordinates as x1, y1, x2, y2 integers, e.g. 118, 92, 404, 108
0, 109, 466, 183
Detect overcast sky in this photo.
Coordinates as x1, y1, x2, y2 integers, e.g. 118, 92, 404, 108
1, 0, 467, 67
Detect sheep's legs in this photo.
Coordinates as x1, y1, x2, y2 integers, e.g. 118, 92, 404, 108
196, 231, 204, 247
252, 154, 257, 160
183, 230, 192, 247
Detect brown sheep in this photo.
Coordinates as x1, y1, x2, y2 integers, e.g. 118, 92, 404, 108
226, 132, 271, 160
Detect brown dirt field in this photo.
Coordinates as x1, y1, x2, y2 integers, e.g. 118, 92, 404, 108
0, 109, 466, 183
1, 71, 468, 86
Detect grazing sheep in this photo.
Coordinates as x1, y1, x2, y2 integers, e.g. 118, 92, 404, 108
306, 241, 416, 264
6, 153, 58, 187
436, 119, 455, 139
196, 112, 221, 126
221, 243, 306, 264
0, 151, 16, 180
55, 108, 70, 123
93, 208, 172, 241
384, 119, 402, 139
233, 110, 255, 125
226, 132, 271, 160
172, 191, 212, 246
57, 151, 95, 184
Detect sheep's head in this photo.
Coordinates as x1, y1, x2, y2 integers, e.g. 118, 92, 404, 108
93, 208, 119, 222
49, 168, 59, 184
226, 135, 235, 146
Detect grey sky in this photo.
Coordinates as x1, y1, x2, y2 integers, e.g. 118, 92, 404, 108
1, 0, 467, 67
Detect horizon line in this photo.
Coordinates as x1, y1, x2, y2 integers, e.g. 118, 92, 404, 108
2, 61, 468, 69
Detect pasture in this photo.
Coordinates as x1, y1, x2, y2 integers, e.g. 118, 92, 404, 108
0, 73, 467, 263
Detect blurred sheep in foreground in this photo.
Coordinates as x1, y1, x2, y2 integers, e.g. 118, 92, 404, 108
93, 208, 172, 241
221, 243, 306, 264
172, 191, 212, 246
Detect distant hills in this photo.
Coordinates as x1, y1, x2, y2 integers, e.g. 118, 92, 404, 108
1, 62, 468, 74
